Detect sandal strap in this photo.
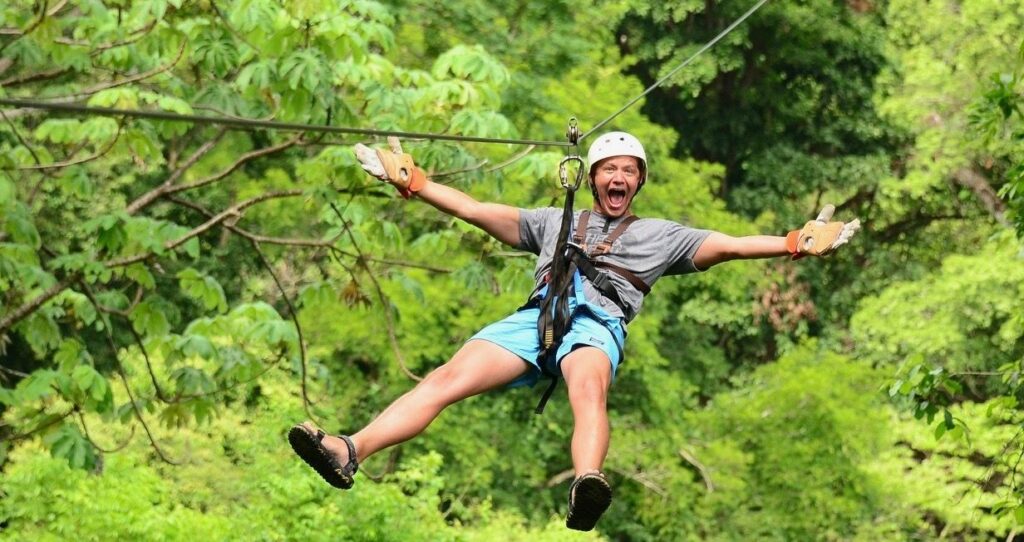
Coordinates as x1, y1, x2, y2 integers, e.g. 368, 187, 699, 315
337, 434, 359, 476
311, 427, 359, 477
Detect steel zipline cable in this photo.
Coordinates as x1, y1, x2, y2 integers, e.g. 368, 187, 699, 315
0, 99, 573, 147
0, 0, 769, 148
580, 0, 771, 140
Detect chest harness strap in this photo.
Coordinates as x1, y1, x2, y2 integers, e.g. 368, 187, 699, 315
532, 210, 651, 413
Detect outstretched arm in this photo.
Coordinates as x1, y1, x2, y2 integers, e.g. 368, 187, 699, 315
693, 205, 861, 269
415, 181, 521, 247
354, 138, 521, 246
693, 233, 789, 269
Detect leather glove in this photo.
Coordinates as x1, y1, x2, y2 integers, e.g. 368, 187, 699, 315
353, 137, 427, 199
786, 204, 861, 258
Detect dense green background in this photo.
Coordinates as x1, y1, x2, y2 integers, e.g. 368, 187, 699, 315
1, 0, 1023, 540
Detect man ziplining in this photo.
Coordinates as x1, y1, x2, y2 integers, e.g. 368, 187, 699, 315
288, 131, 860, 532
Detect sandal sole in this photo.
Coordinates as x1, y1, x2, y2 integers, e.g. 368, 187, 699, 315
287, 426, 353, 489
566, 475, 612, 531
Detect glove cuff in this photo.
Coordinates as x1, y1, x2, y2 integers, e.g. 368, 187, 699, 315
785, 230, 805, 261
396, 167, 427, 200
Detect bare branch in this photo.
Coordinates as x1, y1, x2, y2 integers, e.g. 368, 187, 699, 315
78, 283, 179, 465
1, 107, 43, 166
248, 240, 322, 424
0, 1, 68, 56
109, 189, 306, 267
545, 468, 575, 487
680, 447, 715, 492
432, 144, 537, 184
431, 159, 490, 180
18, 125, 123, 171
608, 466, 667, 497
77, 411, 135, 454
171, 354, 284, 401
210, 1, 263, 54
125, 129, 228, 214
0, 39, 187, 120
329, 203, 422, 382
165, 134, 303, 195
4, 409, 75, 442
0, 67, 71, 87
193, 103, 278, 122
125, 322, 173, 403
0, 275, 78, 335
166, 194, 452, 272
952, 166, 1009, 226
90, 19, 158, 54
543, 467, 667, 496
60, 39, 189, 102
112, 366, 179, 465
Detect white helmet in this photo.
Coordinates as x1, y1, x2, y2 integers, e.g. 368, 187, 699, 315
586, 131, 647, 182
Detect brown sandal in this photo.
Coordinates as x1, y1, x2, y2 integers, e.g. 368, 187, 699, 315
566, 471, 612, 531
287, 423, 359, 489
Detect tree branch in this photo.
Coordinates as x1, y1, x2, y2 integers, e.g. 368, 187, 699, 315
875, 211, 967, 242
1, 107, 43, 166
0, 39, 187, 121
680, 447, 715, 492
165, 134, 303, 195
952, 166, 1009, 226
18, 125, 123, 171
109, 189, 307, 267
0, 275, 78, 336
247, 239, 321, 424
3, 409, 74, 442
78, 283, 179, 465
0, 67, 71, 87
125, 128, 228, 215
0, 0, 67, 56
166, 194, 453, 272
77, 411, 135, 454
329, 203, 422, 382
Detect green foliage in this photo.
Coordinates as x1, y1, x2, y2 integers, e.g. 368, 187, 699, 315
2, 0, 1023, 538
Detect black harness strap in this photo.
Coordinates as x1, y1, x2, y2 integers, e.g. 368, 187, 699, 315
532, 210, 651, 414
533, 189, 579, 414
571, 211, 651, 300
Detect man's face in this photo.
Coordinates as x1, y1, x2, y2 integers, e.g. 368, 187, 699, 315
591, 155, 642, 218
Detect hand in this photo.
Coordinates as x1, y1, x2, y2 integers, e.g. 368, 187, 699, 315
352, 137, 426, 197
786, 204, 861, 257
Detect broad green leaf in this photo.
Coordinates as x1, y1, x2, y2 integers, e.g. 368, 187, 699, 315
44, 423, 97, 470
177, 268, 227, 313
130, 299, 172, 337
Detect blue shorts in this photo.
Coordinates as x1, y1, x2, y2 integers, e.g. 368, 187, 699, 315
469, 303, 626, 388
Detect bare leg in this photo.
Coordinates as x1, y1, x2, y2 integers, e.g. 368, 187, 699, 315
559, 347, 612, 476
308, 339, 528, 465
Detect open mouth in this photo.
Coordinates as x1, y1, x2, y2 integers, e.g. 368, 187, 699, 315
607, 188, 627, 208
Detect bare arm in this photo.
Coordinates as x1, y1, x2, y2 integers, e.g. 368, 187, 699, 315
693, 232, 790, 270
414, 179, 521, 247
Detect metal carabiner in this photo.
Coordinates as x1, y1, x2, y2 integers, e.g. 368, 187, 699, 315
559, 155, 585, 190
558, 117, 584, 190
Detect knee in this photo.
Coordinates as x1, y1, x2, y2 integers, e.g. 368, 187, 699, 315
409, 364, 463, 407
566, 375, 608, 407
417, 364, 458, 394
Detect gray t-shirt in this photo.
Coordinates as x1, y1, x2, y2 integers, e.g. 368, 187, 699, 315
517, 208, 711, 323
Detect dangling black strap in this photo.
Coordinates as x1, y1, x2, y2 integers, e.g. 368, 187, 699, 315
535, 374, 560, 414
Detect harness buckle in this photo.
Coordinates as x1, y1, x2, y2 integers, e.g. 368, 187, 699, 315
590, 270, 612, 291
